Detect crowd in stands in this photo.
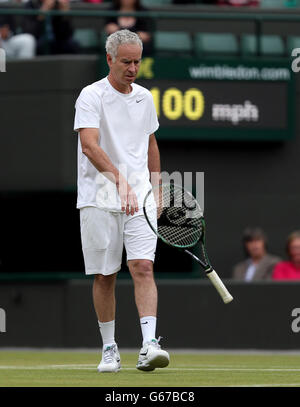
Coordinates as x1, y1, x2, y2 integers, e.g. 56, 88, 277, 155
0, 0, 157, 58
232, 227, 300, 281
2, 0, 300, 59
0, 0, 81, 57
1, 0, 284, 60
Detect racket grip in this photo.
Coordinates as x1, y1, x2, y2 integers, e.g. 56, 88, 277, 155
206, 270, 233, 304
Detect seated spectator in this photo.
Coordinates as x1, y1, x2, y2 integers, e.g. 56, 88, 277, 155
272, 231, 300, 280
23, 0, 80, 55
0, 16, 36, 59
104, 0, 153, 56
232, 227, 280, 281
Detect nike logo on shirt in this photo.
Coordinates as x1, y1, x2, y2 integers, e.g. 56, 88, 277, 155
136, 99, 144, 103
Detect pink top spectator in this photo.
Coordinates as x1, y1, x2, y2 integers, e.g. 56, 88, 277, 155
272, 261, 300, 280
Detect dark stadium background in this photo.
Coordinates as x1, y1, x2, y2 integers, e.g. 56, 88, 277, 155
1, 0, 300, 349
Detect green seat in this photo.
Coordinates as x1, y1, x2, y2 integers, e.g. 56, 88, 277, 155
287, 36, 300, 55
154, 31, 193, 54
194, 33, 239, 56
260, 0, 286, 8
241, 34, 285, 56
73, 29, 100, 53
142, 0, 172, 5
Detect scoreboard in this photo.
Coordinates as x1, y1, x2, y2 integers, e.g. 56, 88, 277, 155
132, 57, 294, 141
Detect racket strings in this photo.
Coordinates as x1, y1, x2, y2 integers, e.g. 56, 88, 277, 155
145, 184, 203, 248
159, 223, 200, 246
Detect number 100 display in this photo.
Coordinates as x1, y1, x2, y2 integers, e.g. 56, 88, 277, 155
151, 87, 205, 121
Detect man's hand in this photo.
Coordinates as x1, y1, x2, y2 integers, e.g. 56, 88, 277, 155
117, 176, 139, 216
80, 128, 139, 216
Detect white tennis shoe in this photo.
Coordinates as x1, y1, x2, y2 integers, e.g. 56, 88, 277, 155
136, 337, 169, 371
97, 344, 121, 373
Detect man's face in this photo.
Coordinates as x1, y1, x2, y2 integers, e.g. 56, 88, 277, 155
107, 43, 142, 88
245, 239, 265, 259
0, 24, 11, 40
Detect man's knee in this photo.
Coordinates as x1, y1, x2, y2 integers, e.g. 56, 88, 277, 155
94, 273, 117, 288
129, 260, 154, 281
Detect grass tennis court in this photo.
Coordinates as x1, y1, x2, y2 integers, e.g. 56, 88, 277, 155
1, 351, 300, 387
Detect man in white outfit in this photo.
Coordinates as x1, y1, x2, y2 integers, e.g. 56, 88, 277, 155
74, 29, 169, 372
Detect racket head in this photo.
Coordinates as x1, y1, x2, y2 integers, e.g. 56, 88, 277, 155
143, 183, 204, 249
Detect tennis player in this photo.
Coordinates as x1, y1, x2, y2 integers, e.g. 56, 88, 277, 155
74, 29, 169, 373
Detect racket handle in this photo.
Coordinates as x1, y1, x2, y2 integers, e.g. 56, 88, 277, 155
206, 270, 233, 304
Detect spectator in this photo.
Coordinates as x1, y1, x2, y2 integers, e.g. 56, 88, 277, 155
23, 0, 80, 55
272, 231, 300, 280
0, 16, 36, 59
232, 227, 280, 281
104, 0, 153, 56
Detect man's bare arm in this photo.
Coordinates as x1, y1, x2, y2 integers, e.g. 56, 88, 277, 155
148, 134, 161, 187
79, 128, 138, 215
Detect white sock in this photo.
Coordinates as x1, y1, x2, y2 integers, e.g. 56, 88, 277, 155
140, 316, 157, 346
98, 320, 116, 348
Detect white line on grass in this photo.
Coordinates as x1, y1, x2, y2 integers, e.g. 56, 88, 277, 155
2, 348, 300, 355
1, 365, 300, 373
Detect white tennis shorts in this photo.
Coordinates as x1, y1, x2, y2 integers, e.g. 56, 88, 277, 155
80, 207, 157, 275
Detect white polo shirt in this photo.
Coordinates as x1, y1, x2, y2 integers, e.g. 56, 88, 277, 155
74, 77, 159, 211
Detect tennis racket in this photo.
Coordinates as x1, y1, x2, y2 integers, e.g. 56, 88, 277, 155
143, 182, 233, 304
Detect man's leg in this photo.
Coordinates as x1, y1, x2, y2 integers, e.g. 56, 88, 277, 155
80, 208, 123, 372
93, 272, 117, 347
93, 272, 121, 373
93, 273, 117, 323
128, 259, 157, 319
128, 259, 169, 371
125, 213, 159, 341
128, 259, 158, 344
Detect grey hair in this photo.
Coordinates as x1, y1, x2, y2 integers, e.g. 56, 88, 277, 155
105, 29, 143, 62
